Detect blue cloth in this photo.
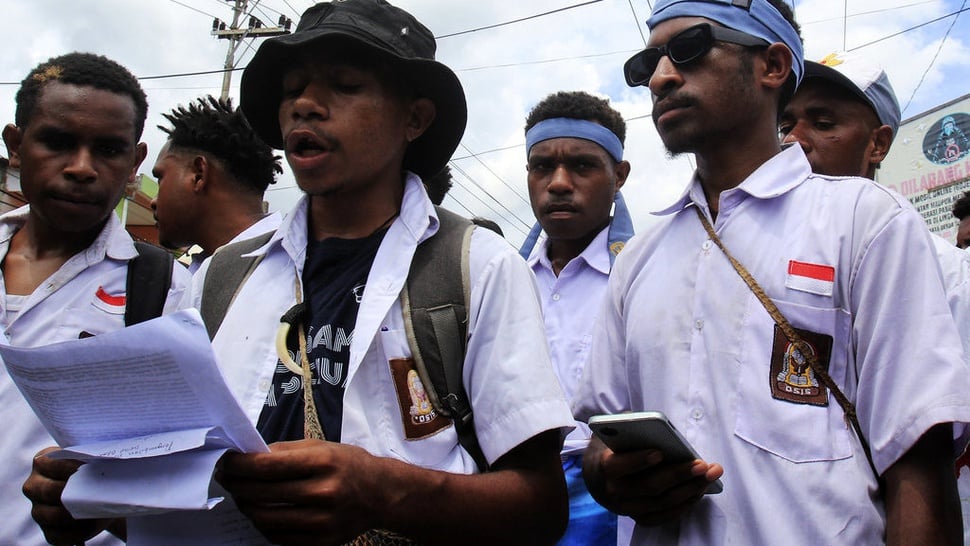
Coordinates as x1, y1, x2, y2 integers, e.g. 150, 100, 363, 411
518, 191, 634, 267
526, 118, 625, 162
646, 0, 804, 86
557, 455, 617, 546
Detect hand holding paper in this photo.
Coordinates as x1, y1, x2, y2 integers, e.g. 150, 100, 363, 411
0, 309, 267, 518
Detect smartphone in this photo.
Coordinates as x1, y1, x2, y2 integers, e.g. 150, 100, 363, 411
588, 411, 723, 494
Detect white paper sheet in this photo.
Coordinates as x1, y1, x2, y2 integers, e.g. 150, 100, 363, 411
0, 309, 268, 522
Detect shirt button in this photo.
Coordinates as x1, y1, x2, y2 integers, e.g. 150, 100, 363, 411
552, 293, 561, 301
691, 408, 704, 420
694, 319, 704, 330
702, 240, 712, 251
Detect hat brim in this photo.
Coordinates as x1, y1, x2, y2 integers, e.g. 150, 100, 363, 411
802, 61, 874, 116
241, 30, 467, 180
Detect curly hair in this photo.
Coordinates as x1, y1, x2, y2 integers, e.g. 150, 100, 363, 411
15, 52, 148, 139
159, 96, 282, 195
524, 91, 626, 147
953, 191, 970, 221
424, 165, 453, 206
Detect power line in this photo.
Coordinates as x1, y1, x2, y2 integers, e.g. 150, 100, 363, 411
436, 0, 604, 39
848, 6, 970, 51
166, 0, 220, 19
627, 0, 648, 49
279, 0, 303, 18
448, 161, 532, 235
458, 143, 531, 208
800, 0, 941, 25
454, 49, 639, 73
901, 0, 966, 115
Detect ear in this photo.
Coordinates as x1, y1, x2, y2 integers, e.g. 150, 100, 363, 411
614, 160, 631, 192
191, 154, 209, 193
405, 98, 436, 143
868, 125, 894, 165
759, 43, 794, 92
2, 124, 23, 168
128, 141, 149, 186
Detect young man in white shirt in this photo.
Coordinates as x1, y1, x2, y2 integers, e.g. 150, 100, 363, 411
151, 96, 283, 274
519, 90, 633, 546
576, 1, 970, 544
3, 52, 190, 546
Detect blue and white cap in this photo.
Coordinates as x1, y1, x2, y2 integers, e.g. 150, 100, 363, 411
804, 52, 901, 137
646, 0, 804, 86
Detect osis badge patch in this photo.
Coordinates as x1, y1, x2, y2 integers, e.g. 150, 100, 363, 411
389, 358, 451, 440
769, 325, 833, 406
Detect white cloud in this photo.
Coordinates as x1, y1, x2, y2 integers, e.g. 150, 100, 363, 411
2, 0, 967, 246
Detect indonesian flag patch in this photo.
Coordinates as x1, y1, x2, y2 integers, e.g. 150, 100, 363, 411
785, 260, 835, 297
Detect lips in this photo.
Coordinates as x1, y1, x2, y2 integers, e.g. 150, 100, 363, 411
652, 95, 693, 125
48, 190, 100, 207
285, 129, 334, 158
544, 203, 578, 218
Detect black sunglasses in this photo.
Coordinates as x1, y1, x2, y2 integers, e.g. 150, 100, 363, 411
624, 23, 770, 87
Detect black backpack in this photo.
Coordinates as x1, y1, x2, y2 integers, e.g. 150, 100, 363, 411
199, 208, 488, 471
124, 241, 174, 326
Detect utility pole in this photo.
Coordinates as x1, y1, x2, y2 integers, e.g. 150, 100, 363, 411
212, 0, 292, 101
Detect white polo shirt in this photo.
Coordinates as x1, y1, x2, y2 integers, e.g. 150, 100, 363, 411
0, 207, 191, 546
528, 226, 610, 456
193, 173, 573, 472
575, 145, 970, 546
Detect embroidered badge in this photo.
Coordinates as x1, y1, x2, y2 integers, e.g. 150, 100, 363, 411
609, 241, 626, 257
769, 325, 833, 406
785, 260, 835, 297
389, 358, 451, 439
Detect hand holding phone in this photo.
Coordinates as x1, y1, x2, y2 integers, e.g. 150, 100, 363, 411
588, 411, 723, 494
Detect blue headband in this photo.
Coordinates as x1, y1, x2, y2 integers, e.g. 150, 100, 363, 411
525, 118, 624, 162
518, 191, 635, 268
646, 0, 804, 86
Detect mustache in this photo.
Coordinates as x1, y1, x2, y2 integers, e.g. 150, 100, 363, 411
652, 93, 696, 121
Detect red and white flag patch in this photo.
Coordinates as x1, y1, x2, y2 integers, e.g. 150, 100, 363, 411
96, 286, 126, 306
92, 286, 127, 315
785, 260, 835, 296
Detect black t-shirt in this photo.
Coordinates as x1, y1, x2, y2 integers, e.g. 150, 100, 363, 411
256, 228, 386, 443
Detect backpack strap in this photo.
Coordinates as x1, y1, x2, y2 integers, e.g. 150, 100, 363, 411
401, 207, 488, 471
125, 242, 174, 326
200, 231, 275, 340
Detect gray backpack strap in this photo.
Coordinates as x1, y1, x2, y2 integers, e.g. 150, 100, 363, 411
200, 231, 275, 340
126, 242, 174, 326
402, 207, 488, 471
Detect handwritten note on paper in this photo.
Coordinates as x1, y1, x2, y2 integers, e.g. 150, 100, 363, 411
0, 309, 267, 518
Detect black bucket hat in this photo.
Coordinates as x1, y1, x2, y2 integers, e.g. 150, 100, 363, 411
240, 0, 467, 180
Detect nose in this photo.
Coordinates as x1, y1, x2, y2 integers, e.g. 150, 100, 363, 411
782, 121, 811, 151
290, 81, 330, 121
63, 147, 97, 183
649, 55, 682, 97
547, 165, 573, 194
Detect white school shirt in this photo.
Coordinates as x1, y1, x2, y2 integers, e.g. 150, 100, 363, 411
574, 145, 970, 546
931, 233, 970, 544
0, 207, 191, 546
187, 212, 283, 274
527, 226, 610, 456
192, 173, 573, 471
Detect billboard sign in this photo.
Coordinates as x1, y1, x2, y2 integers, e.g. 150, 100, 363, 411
878, 94, 970, 245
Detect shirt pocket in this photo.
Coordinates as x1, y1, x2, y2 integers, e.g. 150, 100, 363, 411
734, 299, 854, 463
378, 328, 462, 470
